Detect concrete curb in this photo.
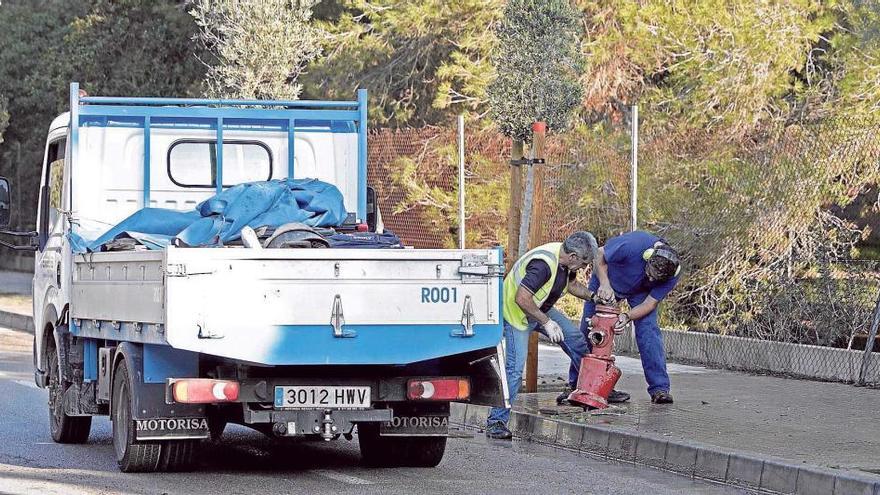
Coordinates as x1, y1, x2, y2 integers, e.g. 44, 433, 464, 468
452, 403, 880, 495
0, 310, 33, 334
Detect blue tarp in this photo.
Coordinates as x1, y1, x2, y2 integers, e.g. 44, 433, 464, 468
73, 178, 348, 252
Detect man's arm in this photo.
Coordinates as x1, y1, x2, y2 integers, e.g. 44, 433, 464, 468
619, 278, 678, 327
619, 295, 659, 325
595, 246, 610, 286
515, 286, 550, 325
595, 247, 615, 301
567, 279, 595, 301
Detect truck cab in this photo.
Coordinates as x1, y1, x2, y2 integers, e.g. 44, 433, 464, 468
1, 83, 507, 472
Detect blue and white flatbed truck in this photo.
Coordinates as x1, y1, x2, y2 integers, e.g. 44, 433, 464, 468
0, 83, 507, 472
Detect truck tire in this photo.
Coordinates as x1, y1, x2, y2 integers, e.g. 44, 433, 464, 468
159, 440, 199, 472
47, 346, 91, 444
112, 360, 161, 472
357, 423, 447, 468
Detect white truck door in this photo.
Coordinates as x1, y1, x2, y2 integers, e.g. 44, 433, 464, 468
33, 133, 68, 359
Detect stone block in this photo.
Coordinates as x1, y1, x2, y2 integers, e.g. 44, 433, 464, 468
760, 460, 799, 494
694, 447, 730, 482
664, 441, 698, 476
726, 453, 764, 487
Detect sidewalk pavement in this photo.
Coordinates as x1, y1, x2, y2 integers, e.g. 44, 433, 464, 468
457, 344, 880, 494
0, 271, 32, 332
0, 269, 31, 296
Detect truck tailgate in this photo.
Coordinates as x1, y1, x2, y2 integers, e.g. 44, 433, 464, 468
164, 247, 503, 365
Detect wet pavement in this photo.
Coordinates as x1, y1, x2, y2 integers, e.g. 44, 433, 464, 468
525, 344, 880, 478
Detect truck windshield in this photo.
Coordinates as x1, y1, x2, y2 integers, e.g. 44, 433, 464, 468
168, 140, 272, 188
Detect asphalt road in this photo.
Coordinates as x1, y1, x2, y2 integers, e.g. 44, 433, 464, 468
0, 328, 748, 495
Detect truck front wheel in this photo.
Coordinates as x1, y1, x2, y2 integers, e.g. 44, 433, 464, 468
47, 345, 91, 443
112, 360, 162, 472
357, 423, 447, 467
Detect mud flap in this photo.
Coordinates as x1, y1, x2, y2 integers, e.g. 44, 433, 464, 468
112, 343, 207, 432
465, 343, 508, 408
379, 403, 449, 437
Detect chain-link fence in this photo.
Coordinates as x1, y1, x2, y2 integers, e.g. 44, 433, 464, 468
367, 117, 880, 387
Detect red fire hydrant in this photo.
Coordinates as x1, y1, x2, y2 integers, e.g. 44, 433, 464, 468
567, 304, 623, 410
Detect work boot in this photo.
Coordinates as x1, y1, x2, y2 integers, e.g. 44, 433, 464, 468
485, 421, 513, 440
607, 389, 631, 403
651, 390, 674, 404
556, 387, 574, 405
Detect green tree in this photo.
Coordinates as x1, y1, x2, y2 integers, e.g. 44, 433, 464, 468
816, 2, 880, 123
64, 0, 205, 98
383, 0, 880, 339
0, 0, 204, 229
389, 129, 509, 248
0, 0, 88, 229
568, 0, 880, 335
191, 0, 324, 100
576, 0, 834, 135
301, 0, 502, 126
488, 0, 583, 142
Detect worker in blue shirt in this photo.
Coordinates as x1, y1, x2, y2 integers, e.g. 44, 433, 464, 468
580, 231, 681, 404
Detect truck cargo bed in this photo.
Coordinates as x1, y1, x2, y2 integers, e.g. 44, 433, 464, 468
70, 246, 503, 365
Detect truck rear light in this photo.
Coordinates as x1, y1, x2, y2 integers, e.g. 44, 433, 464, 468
407, 378, 470, 401
171, 379, 239, 404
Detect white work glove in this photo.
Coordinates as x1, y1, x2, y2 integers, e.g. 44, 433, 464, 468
542, 319, 564, 344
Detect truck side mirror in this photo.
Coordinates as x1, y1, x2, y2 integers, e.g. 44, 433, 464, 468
0, 177, 10, 230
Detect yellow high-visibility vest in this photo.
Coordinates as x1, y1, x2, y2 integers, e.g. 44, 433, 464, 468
503, 242, 563, 330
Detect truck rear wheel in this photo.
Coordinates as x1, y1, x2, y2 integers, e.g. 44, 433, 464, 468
47, 345, 91, 444
112, 360, 161, 472
357, 423, 447, 467
159, 440, 199, 472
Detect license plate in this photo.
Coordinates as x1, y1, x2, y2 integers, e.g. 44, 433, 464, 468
274, 386, 371, 409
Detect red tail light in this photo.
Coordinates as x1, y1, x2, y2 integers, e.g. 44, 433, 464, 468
407, 378, 470, 401
356, 223, 369, 232
171, 379, 240, 404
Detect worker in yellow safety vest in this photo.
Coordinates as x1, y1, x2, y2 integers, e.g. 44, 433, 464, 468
486, 231, 602, 440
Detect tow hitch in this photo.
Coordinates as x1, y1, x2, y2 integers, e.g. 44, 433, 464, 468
317, 409, 339, 441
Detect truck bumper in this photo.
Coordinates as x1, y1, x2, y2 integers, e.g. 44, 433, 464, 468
242, 406, 393, 439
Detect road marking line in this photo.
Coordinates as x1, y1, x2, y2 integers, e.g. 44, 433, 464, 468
13, 380, 38, 389
309, 469, 373, 485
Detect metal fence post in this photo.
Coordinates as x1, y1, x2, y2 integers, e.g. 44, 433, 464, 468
630, 105, 638, 232
458, 115, 466, 250
858, 288, 880, 385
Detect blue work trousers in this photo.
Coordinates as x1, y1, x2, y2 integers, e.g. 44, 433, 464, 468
487, 308, 587, 425
580, 277, 671, 396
